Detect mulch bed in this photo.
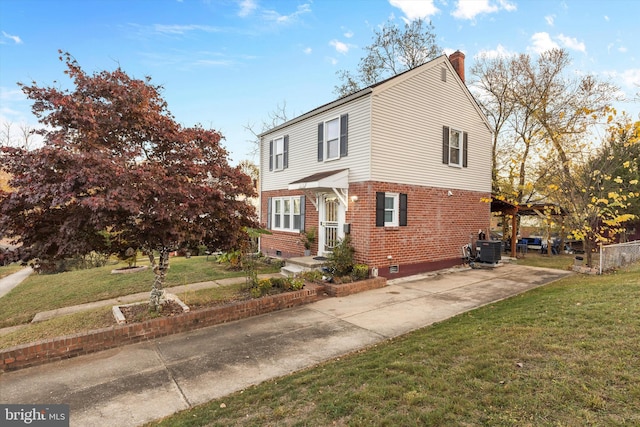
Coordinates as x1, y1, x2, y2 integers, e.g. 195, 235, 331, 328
119, 300, 186, 323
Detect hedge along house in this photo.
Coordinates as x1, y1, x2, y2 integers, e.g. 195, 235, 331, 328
259, 51, 493, 278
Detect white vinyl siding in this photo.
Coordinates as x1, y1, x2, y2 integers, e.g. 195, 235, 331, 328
261, 95, 372, 192
370, 57, 492, 193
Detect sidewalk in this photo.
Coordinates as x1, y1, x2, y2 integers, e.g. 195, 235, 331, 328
0, 266, 33, 299
0, 264, 572, 426
30, 273, 283, 323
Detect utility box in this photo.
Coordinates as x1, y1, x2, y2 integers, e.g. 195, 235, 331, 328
477, 240, 502, 263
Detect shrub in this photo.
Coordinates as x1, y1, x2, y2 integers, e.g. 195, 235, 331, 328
352, 264, 369, 280
326, 235, 355, 277
299, 269, 323, 283
288, 277, 305, 291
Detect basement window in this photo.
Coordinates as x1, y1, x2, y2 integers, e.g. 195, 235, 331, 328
389, 265, 399, 274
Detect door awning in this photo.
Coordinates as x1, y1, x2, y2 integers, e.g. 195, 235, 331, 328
288, 169, 349, 210
288, 169, 349, 190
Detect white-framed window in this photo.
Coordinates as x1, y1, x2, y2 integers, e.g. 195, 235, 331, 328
274, 137, 284, 170
271, 196, 301, 232
449, 128, 462, 167
326, 117, 340, 160
384, 193, 399, 227
376, 192, 407, 227
318, 114, 348, 162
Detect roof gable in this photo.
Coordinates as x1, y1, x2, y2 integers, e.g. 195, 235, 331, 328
260, 53, 492, 137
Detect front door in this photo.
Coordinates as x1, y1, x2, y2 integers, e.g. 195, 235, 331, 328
319, 194, 344, 255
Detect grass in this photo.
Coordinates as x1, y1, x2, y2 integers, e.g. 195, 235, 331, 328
515, 252, 576, 270
0, 255, 280, 329
0, 263, 25, 279
146, 261, 640, 427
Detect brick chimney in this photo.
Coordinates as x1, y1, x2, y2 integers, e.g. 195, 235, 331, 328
449, 50, 465, 83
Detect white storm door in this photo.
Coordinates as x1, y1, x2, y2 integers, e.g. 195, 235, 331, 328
319, 195, 344, 255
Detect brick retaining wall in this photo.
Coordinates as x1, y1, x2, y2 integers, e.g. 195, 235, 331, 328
323, 276, 387, 297
0, 287, 321, 372
0, 277, 386, 372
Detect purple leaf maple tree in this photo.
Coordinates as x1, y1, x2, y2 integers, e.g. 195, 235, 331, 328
0, 52, 257, 310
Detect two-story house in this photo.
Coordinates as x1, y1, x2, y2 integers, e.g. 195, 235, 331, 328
259, 51, 493, 278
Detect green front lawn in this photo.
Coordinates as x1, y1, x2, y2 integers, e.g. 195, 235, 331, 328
148, 262, 640, 426
0, 255, 279, 328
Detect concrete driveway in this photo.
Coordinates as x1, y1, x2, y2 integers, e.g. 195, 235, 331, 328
0, 263, 571, 426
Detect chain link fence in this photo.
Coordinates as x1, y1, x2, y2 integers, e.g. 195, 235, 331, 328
599, 240, 640, 274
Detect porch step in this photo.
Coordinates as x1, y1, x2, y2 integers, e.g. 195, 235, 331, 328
280, 256, 327, 277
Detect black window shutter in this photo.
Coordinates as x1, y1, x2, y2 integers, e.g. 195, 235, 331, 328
442, 126, 449, 164
269, 140, 273, 171
317, 123, 324, 162
283, 135, 289, 169
340, 113, 348, 157
266, 197, 272, 229
399, 193, 408, 226
376, 192, 385, 227
463, 132, 468, 168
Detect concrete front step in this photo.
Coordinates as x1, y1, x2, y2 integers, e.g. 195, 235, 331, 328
280, 256, 328, 277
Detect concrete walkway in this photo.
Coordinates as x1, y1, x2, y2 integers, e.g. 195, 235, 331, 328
0, 267, 33, 299
0, 264, 572, 426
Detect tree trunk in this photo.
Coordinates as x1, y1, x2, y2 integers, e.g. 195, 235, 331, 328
149, 247, 170, 311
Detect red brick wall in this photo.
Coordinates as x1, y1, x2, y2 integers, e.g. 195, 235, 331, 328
0, 288, 321, 372
262, 181, 490, 277
348, 182, 490, 277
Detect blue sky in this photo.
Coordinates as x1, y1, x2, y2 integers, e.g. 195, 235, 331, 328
1, 0, 638, 163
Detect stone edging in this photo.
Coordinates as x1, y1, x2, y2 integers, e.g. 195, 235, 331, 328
111, 265, 148, 274
0, 277, 386, 372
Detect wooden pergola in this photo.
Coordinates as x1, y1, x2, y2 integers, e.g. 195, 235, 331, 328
491, 197, 567, 257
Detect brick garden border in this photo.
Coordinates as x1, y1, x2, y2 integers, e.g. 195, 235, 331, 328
0, 277, 386, 372
323, 276, 387, 297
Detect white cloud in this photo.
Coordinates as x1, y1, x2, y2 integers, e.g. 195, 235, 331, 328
389, 0, 439, 20
237, 0, 258, 17
618, 46, 628, 53
263, 3, 311, 24
329, 40, 350, 55
452, 0, 516, 20
529, 32, 559, 54
303, 47, 312, 55
545, 14, 555, 26
529, 32, 586, 54
557, 34, 586, 53
604, 15, 610, 22
153, 24, 221, 35
344, 30, 354, 38
0, 87, 24, 102
619, 69, 640, 88
1, 31, 23, 44
475, 44, 515, 59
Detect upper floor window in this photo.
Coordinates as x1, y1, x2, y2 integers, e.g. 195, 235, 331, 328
449, 128, 462, 166
442, 126, 468, 168
318, 113, 348, 162
326, 118, 340, 160
269, 135, 288, 171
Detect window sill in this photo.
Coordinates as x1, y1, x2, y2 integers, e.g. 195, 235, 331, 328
384, 226, 400, 231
